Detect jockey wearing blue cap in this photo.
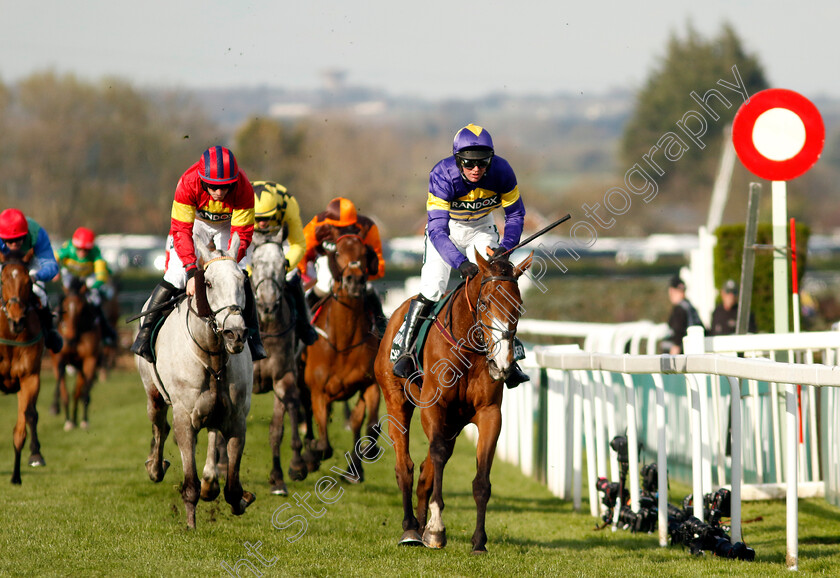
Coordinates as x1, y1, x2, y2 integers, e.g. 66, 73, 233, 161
392, 124, 530, 388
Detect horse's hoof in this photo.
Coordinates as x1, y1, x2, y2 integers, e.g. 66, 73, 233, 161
11, 476, 21, 485
49, 404, 59, 416
200, 478, 220, 502
80, 421, 89, 431
28, 455, 46, 468
145, 458, 170, 483
422, 528, 447, 549
288, 464, 308, 482
398, 530, 424, 546
342, 472, 363, 485
63, 421, 75, 432
271, 481, 288, 496
232, 491, 256, 515
471, 546, 488, 555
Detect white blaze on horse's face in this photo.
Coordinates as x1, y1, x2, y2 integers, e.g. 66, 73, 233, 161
252, 242, 286, 322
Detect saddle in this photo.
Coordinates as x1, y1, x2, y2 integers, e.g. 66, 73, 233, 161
148, 292, 187, 362
389, 286, 526, 373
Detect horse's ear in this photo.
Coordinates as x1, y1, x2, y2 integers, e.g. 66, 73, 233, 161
513, 251, 535, 279
193, 269, 211, 317
366, 246, 379, 277
23, 248, 34, 265
272, 228, 286, 245
228, 233, 241, 260
195, 237, 212, 266
474, 247, 489, 270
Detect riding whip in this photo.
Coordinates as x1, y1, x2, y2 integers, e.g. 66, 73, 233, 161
491, 213, 572, 260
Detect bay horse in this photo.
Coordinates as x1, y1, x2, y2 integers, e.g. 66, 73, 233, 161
136, 234, 255, 529
300, 234, 381, 482
374, 249, 533, 552
250, 232, 308, 495
51, 278, 103, 431
0, 249, 46, 484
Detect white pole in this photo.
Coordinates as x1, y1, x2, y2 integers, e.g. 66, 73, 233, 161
786, 381, 799, 570
712, 375, 726, 486
653, 373, 668, 547
602, 371, 619, 482
572, 371, 583, 512
727, 376, 742, 543
622, 373, 640, 512
750, 378, 764, 483
581, 372, 599, 517
689, 374, 704, 523
593, 375, 608, 483
771, 382, 783, 483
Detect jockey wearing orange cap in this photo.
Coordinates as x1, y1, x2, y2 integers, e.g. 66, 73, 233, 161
299, 197, 387, 335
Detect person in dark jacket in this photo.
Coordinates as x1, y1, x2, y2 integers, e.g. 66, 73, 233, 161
664, 275, 704, 354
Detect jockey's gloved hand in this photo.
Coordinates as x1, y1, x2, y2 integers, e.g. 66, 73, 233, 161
458, 261, 479, 279
490, 245, 508, 260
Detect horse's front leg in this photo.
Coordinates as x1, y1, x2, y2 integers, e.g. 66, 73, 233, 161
421, 407, 453, 550
200, 430, 221, 502
144, 386, 170, 483
282, 375, 308, 483
50, 361, 62, 416
269, 393, 289, 495
172, 413, 200, 529
223, 420, 256, 517
471, 407, 502, 553
21, 374, 45, 469
79, 354, 98, 429
310, 387, 333, 461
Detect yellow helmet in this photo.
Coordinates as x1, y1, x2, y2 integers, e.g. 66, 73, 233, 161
252, 181, 280, 219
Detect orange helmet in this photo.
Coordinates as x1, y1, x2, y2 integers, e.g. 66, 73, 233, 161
325, 197, 357, 227
72, 227, 95, 250
0, 208, 29, 240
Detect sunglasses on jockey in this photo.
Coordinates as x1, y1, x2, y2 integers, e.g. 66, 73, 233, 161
459, 157, 492, 170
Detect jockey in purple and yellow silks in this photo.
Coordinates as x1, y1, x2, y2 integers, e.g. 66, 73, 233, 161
392, 124, 530, 388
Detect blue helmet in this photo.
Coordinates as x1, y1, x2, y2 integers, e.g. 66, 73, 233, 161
452, 124, 494, 160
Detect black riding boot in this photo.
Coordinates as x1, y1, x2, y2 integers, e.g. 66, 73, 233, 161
130, 282, 176, 363
365, 286, 389, 337
243, 276, 267, 361
37, 303, 63, 354
504, 362, 531, 389
392, 296, 434, 379
288, 275, 318, 346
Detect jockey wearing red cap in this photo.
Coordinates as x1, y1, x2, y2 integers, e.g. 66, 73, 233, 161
131, 146, 264, 362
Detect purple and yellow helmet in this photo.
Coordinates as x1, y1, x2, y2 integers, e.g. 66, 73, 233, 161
452, 124, 494, 160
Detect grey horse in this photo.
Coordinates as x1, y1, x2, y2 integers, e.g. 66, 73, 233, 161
250, 231, 308, 494
137, 234, 255, 529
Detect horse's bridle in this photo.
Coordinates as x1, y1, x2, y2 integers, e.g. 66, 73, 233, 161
0, 262, 33, 326
252, 245, 295, 338
186, 256, 244, 357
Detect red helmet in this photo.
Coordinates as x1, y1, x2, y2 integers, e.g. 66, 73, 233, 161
0, 208, 29, 240
72, 227, 95, 250
198, 146, 239, 185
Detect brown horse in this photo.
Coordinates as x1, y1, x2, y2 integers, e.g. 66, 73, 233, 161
98, 277, 120, 380
300, 234, 381, 481
51, 279, 103, 431
0, 249, 46, 484
374, 249, 533, 552
250, 235, 308, 495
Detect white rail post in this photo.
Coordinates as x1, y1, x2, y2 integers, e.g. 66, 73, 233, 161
786, 381, 799, 571
572, 371, 583, 512
688, 374, 704, 523
713, 375, 726, 487
581, 371, 599, 517
771, 381, 783, 483
622, 372, 640, 512
727, 376, 742, 543
653, 373, 668, 547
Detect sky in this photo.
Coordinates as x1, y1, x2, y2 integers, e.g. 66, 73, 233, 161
0, 0, 837, 101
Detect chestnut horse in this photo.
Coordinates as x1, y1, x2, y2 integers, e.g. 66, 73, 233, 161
375, 249, 533, 552
300, 234, 381, 482
250, 232, 308, 495
51, 279, 103, 431
0, 249, 46, 484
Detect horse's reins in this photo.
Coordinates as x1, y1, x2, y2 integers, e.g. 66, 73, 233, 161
253, 274, 296, 338
316, 240, 373, 352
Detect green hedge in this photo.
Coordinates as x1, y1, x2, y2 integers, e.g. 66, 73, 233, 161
713, 223, 809, 333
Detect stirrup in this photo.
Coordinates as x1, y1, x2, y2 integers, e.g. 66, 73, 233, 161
393, 353, 416, 379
